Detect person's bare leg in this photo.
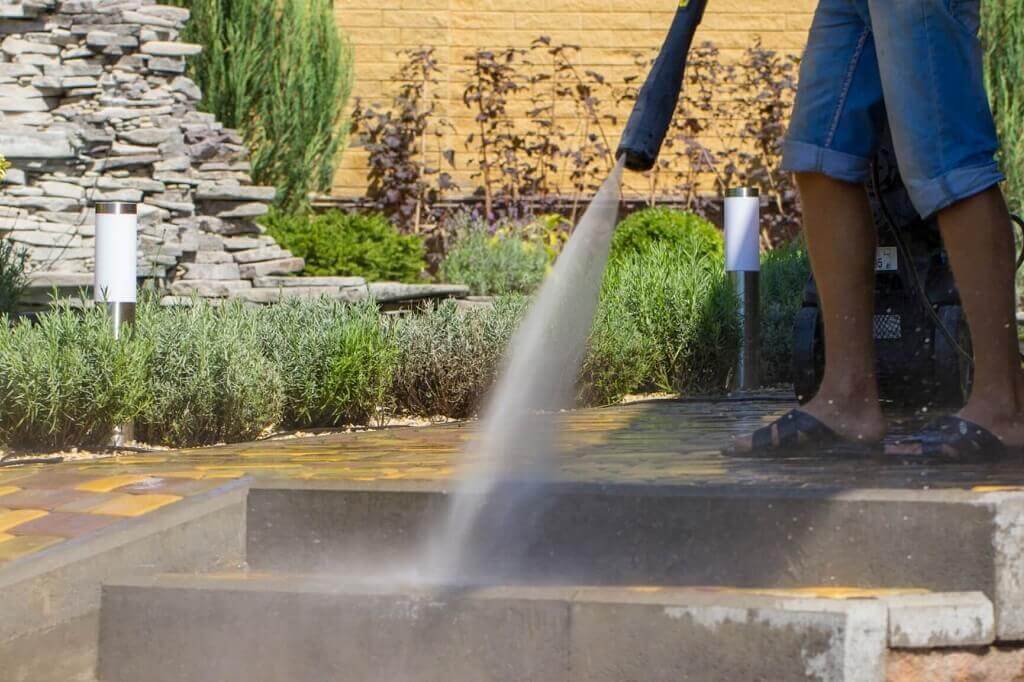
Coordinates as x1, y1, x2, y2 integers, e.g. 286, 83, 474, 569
936, 186, 1024, 447
737, 172, 886, 450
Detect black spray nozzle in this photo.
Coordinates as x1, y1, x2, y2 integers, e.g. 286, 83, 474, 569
616, 0, 709, 172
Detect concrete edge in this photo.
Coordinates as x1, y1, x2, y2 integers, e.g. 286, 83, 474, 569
102, 573, 888, 615
0, 475, 249, 663
993, 495, 1024, 640
0, 476, 250, 589
248, 477, 1011, 505
881, 591, 994, 648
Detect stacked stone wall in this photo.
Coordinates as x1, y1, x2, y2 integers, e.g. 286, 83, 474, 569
0, 0, 310, 303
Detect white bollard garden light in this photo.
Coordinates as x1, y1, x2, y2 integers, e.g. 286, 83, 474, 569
94, 201, 138, 445
94, 201, 137, 338
724, 187, 761, 391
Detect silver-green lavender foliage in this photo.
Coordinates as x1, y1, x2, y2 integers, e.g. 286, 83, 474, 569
759, 239, 810, 386
439, 220, 549, 296
0, 236, 27, 316
257, 298, 397, 428
582, 242, 738, 403
391, 296, 528, 418
0, 304, 150, 451
135, 300, 284, 447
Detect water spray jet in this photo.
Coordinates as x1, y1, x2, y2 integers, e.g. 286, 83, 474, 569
419, 1, 714, 585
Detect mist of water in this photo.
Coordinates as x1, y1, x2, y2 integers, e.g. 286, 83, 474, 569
421, 158, 625, 583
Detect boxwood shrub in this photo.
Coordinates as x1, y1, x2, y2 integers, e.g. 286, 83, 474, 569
609, 207, 723, 262
264, 208, 426, 281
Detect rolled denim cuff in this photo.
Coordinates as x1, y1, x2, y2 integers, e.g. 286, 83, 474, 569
781, 139, 872, 184
904, 162, 1005, 218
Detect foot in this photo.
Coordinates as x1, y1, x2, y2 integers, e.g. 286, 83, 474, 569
887, 371, 1024, 458
885, 415, 1005, 461
953, 405, 1024, 450
732, 391, 886, 453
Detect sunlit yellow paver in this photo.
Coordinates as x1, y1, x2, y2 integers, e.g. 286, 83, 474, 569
0, 509, 48, 532
0, 533, 13, 544
157, 471, 208, 480
86, 494, 182, 517
3, 396, 1019, 570
0, 535, 63, 562
75, 474, 152, 493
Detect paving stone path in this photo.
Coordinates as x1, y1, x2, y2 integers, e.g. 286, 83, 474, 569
4, 396, 1024, 567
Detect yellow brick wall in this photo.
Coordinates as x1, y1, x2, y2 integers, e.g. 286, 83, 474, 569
331, 0, 817, 198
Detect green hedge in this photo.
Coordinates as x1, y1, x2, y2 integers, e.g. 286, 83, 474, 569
983, 0, 1024, 210
0, 230, 812, 452
0, 305, 149, 451
136, 301, 282, 447
263, 209, 426, 281
759, 239, 811, 386
610, 207, 723, 262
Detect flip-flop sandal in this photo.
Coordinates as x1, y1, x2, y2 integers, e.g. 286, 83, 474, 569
887, 415, 1006, 463
729, 409, 850, 457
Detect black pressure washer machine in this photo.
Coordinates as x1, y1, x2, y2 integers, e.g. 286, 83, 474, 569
791, 141, 973, 407
617, 0, 983, 408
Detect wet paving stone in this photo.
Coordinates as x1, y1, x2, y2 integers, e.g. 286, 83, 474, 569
85, 494, 182, 517
12, 471, 99, 490
8, 511, 121, 538
117, 477, 226, 496
2, 396, 1024, 567
0, 509, 48, 532
0, 487, 100, 511
75, 474, 154, 493
0, 535, 63, 563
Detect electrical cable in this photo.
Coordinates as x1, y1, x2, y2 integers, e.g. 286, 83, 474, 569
870, 161, 1024, 368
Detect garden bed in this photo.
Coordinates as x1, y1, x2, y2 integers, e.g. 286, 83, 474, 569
0, 241, 809, 454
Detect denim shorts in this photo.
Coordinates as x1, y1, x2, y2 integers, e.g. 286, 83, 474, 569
782, 0, 1004, 218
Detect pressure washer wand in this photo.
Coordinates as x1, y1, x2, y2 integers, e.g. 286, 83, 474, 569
616, 0, 709, 172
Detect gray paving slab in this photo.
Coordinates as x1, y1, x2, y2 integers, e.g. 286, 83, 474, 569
245, 482, 1024, 640
96, 574, 889, 682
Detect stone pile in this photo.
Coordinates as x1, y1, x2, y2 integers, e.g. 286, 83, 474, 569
0, 0, 474, 309
0, 0, 340, 305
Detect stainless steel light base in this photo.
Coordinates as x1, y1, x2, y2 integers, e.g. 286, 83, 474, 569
106, 302, 136, 446
106, 301, 135, 340
729, 271, 760, 391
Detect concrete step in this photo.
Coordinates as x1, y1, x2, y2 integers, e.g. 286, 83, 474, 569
0, 479, 247, 681
102, 573, 983, 681
245, 481, 1024, 639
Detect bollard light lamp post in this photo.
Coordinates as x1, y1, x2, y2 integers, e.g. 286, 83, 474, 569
94, 201, 138, 445
725, 187, 760, 391
94, 201, 137, 337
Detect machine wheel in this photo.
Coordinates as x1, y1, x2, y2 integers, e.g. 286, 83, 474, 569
792, 306, 824, 404
933, 305, 973, 408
